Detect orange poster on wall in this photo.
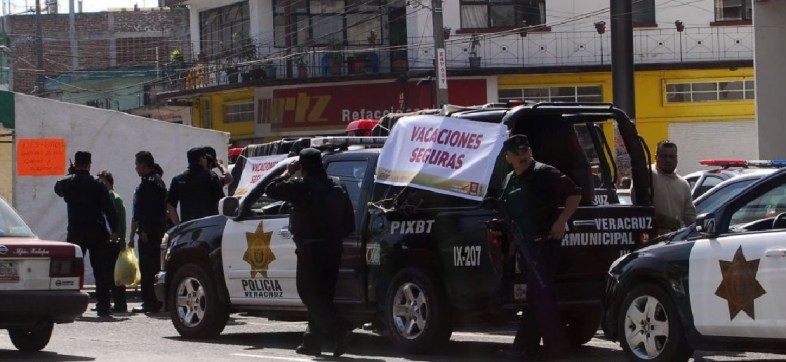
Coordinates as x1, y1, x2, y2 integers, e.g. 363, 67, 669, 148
17, 138, 67, 176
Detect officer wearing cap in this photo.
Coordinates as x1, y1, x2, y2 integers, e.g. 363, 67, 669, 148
55, 151, 119, 317
495, 134, 582, 359
265, 148, 355, 357
129, 151, 167, 313
202, 146, 233, 187
167, 147, 224, 225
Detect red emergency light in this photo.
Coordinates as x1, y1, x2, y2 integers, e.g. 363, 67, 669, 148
699, 159, 747, 168
228, 148, 243, 157
345, 119, 379, 137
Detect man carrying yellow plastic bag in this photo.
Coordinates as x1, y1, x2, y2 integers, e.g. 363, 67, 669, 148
98, 170, 130, 314
115, 247, 141, 287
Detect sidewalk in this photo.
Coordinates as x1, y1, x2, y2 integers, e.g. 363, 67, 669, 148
83, 284, 142, 302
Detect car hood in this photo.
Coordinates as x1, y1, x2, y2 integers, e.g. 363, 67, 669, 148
0, 237, 79, 258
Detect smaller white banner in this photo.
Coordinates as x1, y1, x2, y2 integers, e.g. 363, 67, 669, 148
234, 155, 289, 196
376, 115, 507, 201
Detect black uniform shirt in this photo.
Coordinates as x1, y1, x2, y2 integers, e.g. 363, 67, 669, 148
501, 160, 581, 237
133, 171, 168, 233
167, 165, 223, 223
54, 169, 118, 237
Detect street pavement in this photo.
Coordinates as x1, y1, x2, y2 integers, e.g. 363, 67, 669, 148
2, 301, 786, 361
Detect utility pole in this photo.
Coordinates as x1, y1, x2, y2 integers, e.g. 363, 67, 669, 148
34, 0, 45, 96
610, 0, 634, 121
431, 0, 448, 107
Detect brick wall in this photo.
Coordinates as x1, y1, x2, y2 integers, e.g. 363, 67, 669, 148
6, 8, 190, 95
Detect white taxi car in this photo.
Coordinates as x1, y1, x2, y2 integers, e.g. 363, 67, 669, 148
0, 196, 88, 351
684, 159, 784, 199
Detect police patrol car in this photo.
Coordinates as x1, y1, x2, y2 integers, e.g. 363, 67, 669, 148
684, 159, 786, 199
156, 103, 655, 353
604, 168, 786, 361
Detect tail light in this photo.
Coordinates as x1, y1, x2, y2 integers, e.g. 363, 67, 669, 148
51, 258, 84, 288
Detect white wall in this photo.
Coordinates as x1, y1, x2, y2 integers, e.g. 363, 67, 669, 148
754, 0, 786, 159
12, 93, 229, 243
669, 120, 758, 174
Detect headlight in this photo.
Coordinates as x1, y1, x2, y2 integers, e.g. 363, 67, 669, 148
608, 253, 628, 273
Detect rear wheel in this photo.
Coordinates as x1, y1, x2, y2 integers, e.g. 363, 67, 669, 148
618, 284, 692, 362
564, 307, 601, 346
384, 267, 452, 353
168, 263, 229, 339
9, 322, 53, 351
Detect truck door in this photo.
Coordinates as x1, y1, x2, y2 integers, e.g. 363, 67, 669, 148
324, 158, 371, 304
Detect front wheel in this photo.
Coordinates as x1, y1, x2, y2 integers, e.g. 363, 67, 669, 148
383, 267, 452, 354
565, 306, 601, 346
9, 322, 53, 351
618, 284, 692, 362
168, 263, 229, 339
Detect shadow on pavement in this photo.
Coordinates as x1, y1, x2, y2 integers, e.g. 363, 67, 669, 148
0, 350, 94, 361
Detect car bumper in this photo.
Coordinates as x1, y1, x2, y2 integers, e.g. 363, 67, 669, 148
154, 271, 167, 304
0, 290, 89, 328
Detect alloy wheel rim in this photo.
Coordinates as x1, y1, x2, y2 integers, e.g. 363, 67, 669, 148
392, 282, 429, 340
624, 294, 670, 360
176, 276, 207, 327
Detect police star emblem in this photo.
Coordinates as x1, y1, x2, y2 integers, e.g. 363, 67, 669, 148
714, 245, 766, 320
243, 221, 276, 278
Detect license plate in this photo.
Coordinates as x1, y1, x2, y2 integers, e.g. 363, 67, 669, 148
0, 261, 19, 282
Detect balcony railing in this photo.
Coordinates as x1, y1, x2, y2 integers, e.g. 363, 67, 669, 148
160, 25, 751, 93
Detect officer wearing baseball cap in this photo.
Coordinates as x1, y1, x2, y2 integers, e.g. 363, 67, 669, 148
55, 151, 119, 317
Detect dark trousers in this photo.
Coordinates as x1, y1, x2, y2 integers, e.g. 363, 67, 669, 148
108, 241, 127, 310
295, 241, 343, 348
138, 230, 164, 311
69, 233, 113, 313
514, 240, 567, 354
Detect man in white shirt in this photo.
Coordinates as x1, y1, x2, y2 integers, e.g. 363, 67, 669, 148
650, 140, 696, 235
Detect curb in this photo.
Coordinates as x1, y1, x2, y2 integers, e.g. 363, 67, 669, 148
84, 284, 142, 302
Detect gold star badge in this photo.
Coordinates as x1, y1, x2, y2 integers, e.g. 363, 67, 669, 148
714, 246, 767, 320
243, 221, 276, 278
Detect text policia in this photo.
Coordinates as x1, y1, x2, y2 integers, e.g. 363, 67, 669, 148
408, 126, 485, 170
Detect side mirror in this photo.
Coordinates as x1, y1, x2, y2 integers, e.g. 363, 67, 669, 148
219, 197, 240, 218
696, 213, 716, 235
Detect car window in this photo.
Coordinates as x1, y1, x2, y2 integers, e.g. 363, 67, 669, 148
694, 175, 724, 199
695, 178, 756, 215
247, 170, 303, 217
0, 198, 35, 237
326, 161, 366, 211
685, 176, 698, 190
729, 182, 786, 226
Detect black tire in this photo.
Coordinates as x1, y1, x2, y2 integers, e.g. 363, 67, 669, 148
565, 306, 602, 346
383, 267, 452, 354
168, 263, 230, 339
9, 322, 53, 352
617, 284, 692, 362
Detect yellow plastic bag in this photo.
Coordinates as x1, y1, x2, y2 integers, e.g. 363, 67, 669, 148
114, 248, 141, 287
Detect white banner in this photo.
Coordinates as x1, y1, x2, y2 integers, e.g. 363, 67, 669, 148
234, 155, 289, 196
376, 115, 507, 200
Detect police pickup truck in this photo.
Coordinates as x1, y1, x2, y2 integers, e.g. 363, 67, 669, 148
155, 103, 655, 353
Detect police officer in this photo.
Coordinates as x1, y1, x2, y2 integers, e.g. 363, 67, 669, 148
129, 151, 167, 313
265, 148, 355, 357
54, 151, 119, 317
202, 145, 233, 188
167, 147, 224, 225
496, 135, 582, 360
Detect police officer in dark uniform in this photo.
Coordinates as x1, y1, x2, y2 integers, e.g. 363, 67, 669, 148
54, 151, 119, 317
265, 148, 355, 357
496, 135, 582, 360
203, 145, 233, 188
167, 147, 224, 225
128, 151, 167, 313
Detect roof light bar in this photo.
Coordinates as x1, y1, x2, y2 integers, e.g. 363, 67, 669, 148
699, 159, 786, 168
309, 136, 387, 149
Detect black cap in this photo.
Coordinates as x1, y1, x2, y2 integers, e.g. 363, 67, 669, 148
503, 134, 530, 152
74, 151, 91, 165
299, 148, 323, 171
187, 147, 206, 165
202, 146, 217, 164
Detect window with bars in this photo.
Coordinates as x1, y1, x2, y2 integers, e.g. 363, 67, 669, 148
199, 2, 250, 58
498, 85, 603, 103
632, 0, 655, 25
224, 102, 254, 123
273, 0, 382, 47
715, 0, 752, 21
116, 37, 167, 66
460, 0, 545, 29
665, 80, 755, 103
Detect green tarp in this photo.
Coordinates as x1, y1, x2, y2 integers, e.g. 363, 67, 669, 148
0, 91, 13, 129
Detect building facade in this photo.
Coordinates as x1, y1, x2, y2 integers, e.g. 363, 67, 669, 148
161, 0, 755, 172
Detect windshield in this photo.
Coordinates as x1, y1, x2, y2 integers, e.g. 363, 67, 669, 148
695, 178, 757, 214
0, 198, 36, 238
